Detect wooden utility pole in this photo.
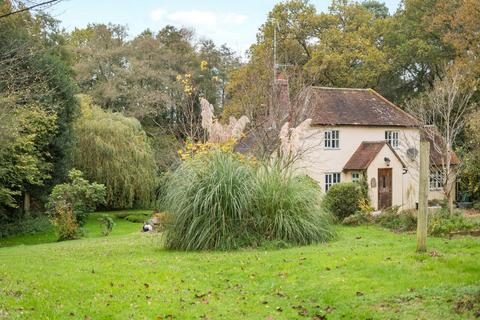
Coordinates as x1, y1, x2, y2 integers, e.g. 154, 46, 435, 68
417, 140, 430, 252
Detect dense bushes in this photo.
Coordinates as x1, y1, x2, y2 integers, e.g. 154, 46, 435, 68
47, 169, 106, 240
342, 212, 373, 226
323, 182, 363, 220
429, 209, 478, 236
375, 206, 417, 232
0, 216, 52, 238
344, 205, 480, 237
162, 151, 335, 251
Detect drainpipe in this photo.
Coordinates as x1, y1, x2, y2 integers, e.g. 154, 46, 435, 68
402, 168, 408, 210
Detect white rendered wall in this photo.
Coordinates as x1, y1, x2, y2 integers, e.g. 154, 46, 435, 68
294, 125, 423, 210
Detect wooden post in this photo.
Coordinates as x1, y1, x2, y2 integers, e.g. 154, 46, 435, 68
417, 140, 430, 252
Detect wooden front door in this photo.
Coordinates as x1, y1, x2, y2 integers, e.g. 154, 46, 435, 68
378, 168, 392, 210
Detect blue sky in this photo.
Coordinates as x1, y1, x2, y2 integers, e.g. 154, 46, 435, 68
51, 0, 402, 55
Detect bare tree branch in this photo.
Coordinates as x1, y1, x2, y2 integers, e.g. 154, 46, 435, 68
0, 0, 62, 19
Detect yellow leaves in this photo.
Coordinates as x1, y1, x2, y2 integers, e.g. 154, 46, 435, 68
176, 73, 195, 96
358, 198, 374, 214
177, 138, 257, 165
200, 60, 208, 71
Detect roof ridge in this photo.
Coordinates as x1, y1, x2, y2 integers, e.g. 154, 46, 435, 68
310, 86, 370, 91
361, 140, 386, 144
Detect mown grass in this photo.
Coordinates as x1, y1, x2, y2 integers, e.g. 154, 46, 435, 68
0, 210, 150, 247
0, 212, 479, 319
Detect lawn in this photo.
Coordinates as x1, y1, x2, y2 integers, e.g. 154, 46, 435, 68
0, 211, 479, 319
0, 210, 151, 248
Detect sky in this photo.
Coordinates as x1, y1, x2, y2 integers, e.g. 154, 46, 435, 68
50, 0, 402, 55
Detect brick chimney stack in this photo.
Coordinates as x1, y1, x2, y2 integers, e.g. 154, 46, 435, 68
269, 72, 291, 129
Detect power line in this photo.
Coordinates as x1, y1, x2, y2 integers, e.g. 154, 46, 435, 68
0, 0, 62, 19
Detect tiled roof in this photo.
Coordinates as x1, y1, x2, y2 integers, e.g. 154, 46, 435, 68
421, 128, 461, 166
308, 87, 420, 127
343, 141, 406, 170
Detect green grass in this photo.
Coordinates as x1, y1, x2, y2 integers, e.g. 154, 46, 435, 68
0, 214, 479, 319
0, 210, 149, 247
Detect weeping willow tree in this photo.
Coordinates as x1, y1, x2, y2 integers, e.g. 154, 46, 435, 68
73, 95, 158, 209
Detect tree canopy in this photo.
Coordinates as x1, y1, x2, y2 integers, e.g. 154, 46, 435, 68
73, 95, 158, 209
0, 1, 78, 220
225, 0, 480, 116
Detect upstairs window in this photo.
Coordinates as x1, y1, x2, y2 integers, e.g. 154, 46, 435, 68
430, 170, 443, 191
324, 130, 340, 149
385, 131, 399, 148
325, 173, 341, 192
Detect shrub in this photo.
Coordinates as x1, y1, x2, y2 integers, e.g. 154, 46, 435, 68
47, 169, 106, 227
428, 208, 478, 236
98, 214, 115, 236
47, 169, 106, 240
50, 204, 80, 241
125, 214, 148, 223
342, 212, 373, 226
473, 202, 480, 210
252, 166, 335, 245
323, 182, 363, 220
0, 216, 52, 238
375, 206, 417, 232
111, 211, 132, 219
162, 151, 255, 250
151, 212, 168, 231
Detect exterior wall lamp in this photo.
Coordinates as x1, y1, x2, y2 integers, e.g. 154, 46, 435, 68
384, 157, 391, 166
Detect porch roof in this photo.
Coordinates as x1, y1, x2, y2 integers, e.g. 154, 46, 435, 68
343, 141, 406, 171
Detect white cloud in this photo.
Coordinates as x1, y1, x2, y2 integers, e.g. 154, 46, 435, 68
148, 8, 249, 57
167, 10, 218, 26
149, 8, 165, 22
149, 9, 247, 28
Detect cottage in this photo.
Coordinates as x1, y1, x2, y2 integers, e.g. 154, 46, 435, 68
238, 84, 460, 211
293, 87, 460, 210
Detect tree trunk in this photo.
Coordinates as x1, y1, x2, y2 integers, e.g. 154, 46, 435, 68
23, 192, 31, 217
417, 140, 429, 252
447, 190, 454, 214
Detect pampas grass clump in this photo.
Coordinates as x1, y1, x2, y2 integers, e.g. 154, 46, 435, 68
162, 151, 255, 250
162, 150, 335, 251
252, 164, 335, 245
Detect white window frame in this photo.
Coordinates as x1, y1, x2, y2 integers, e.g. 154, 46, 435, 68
385, 130, 399, 149
429, 170, 443, 191
324, 130, 340, 149
352, 172, 360, 183
325, 172, 341, 192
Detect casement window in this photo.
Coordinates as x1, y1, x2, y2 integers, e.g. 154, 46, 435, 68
385, 131, 399, 148
352, 172, 360, 183
324, 130, 340, 149
429, 170, 443, 191
325, 173, 341, 192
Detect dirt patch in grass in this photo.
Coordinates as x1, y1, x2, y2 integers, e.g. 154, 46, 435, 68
454, 291, 480, 318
